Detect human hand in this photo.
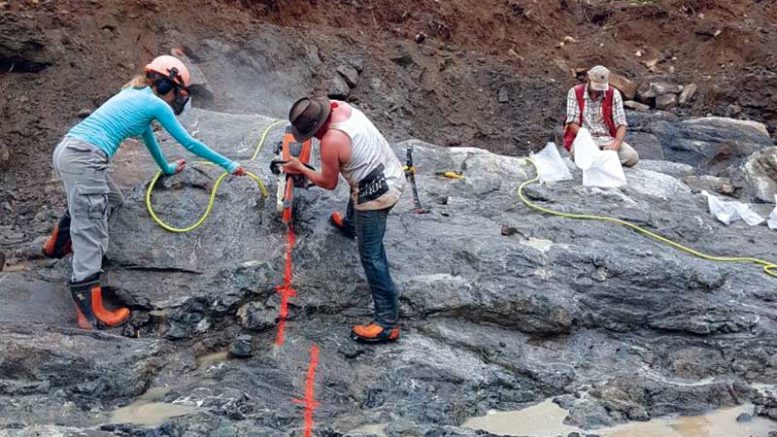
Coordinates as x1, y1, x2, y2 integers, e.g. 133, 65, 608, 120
232, 165, 247, 176
602, 141, 621, 151
281, 156, 306, 174
173, 159, 186, 174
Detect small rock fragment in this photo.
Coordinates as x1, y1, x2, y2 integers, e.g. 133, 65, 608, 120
678, 83, 697, 105
501, 225, 519, 236
0, 140, 9, 170
736, 412, 752, 423
497, 86, 509, 103
624, 100, 650, 112
655, 94, 678, 110
725, 104, 742, 117
228, 334, 253, 358
77, 109, 92, 119
414, 32, 426, 44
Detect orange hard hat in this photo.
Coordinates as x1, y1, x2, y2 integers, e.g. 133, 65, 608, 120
144, 55, 191, 87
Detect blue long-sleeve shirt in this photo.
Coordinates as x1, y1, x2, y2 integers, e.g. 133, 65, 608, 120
67, 86, 238, 174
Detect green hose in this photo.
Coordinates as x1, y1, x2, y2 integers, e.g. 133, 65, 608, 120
145, 119, 285, 233
518, 158, 777, 278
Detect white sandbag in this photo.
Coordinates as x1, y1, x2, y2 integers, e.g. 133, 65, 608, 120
768, 195, 777, 230
702, 191, 765, 226
531, 142, 573, 184
573, 128, 626, 188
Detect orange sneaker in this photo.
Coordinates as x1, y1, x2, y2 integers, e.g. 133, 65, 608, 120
329, 212, 355, 239
351, 323, 400, 343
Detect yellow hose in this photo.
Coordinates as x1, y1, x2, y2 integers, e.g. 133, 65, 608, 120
145, 120, 285, 233
518, 158, 777, 278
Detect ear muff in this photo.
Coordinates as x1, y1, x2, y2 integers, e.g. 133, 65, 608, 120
155, 77, 175, 95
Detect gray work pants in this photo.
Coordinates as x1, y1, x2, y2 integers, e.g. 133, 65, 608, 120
53, 137, 123, 282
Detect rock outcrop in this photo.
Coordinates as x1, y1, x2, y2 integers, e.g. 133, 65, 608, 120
1, 108, 776, 436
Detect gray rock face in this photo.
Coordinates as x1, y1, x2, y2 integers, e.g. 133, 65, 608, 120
2, 108, 777, 435
627, 112, 774, 174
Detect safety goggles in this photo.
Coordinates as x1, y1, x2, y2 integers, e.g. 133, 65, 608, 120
171, 86, 190, 116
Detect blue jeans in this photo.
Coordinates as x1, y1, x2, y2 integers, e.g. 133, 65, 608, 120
342, 199, 399, 329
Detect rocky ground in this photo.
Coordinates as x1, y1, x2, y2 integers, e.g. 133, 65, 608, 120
1, 104, 777, 436
2, 0, 777, 436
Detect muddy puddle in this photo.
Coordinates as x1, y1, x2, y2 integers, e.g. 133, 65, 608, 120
197, 351, 229, 369
463, 399, 776, 437
350, 423, 388, 436
109, 387, 197, 427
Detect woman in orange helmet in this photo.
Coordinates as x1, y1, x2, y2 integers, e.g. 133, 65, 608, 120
43, 55, 245, 330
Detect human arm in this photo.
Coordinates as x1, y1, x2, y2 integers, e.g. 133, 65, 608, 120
603, 90, 628, 151
141, 126, 178, 174
282, 132, 345, 190
152, 101, 241, 174
564, 87, 582, 133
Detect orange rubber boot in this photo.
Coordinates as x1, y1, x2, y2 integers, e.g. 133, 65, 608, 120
74, 306, 94, 330
70, 275, 130, 329
42, 212, 73, 259
351, 323, 400, 343
91, 287, 131, 327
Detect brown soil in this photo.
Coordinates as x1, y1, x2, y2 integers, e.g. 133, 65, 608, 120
1, 0, 777, 250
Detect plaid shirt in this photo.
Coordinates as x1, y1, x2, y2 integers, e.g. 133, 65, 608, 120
565, 86, 627, 143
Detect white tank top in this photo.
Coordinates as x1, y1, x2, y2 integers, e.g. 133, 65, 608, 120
331, 106, 405, 210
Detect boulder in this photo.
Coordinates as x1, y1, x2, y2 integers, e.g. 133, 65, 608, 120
638, 81, 682, 100
170, 48, 214, 101
646, 116, 774, 171
609, 72, 638, 100
742, 147, 777, 203
655, 94, 678, 110
228, 334, 253, 358
336, 64, 360, 88
327, 74, 351, 99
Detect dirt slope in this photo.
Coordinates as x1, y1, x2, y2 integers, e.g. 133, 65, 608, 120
1, 0, 777, 248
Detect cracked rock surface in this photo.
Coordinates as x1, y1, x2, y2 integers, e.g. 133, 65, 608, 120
1, 108, 776, 436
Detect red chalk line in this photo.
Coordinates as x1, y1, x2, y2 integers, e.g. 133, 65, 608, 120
293, 344, 320, 437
